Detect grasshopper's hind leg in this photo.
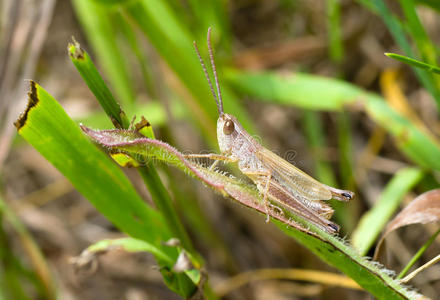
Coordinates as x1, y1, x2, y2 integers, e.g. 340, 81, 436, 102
263, 172, 272, 223
244, 170, 273, 223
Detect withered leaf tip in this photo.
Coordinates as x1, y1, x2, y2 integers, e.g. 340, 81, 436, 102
14, 80, 39, 130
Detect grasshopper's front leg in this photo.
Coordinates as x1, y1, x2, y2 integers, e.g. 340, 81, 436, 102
184, 153, 237, 170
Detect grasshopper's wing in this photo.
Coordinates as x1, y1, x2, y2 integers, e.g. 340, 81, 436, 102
257, 147, 332, 201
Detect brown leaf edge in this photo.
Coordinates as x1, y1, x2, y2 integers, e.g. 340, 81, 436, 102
374, 189, 440, 260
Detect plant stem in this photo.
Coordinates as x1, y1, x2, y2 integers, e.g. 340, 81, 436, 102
138, 165, 196, 256
327, 0, 343, 63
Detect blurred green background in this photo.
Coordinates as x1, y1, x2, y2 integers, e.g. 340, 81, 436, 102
1, 0, 440, 299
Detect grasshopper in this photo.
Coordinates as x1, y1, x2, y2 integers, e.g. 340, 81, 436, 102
186, 28, 354, 234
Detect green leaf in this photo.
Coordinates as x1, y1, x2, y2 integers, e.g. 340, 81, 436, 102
364, 96, 440, 170
225, 69, 360, 111
386, 53, 440, 75
352, 168, 424, 255
68, 39, 197, 262
416, 0, 440, 11
87, 237, 172, 260
81, 125, 422, 299
326, 0, 344, 63
225, 69, 440, 171
280, 224, 416, 300
78, 237, 202, 284
14, 82, 198, 298
114, 12, 158, 98
301, 111, 337, 186
187, 0, 231, 51
76, 237, 202, 296
399, 0, 440, 89
71, 0, 136, 106
358, 0, 440, 108
14, 81, 171, 247
398, 229, 440, 279
68, 40, 130, 128
0, 197, 56, 300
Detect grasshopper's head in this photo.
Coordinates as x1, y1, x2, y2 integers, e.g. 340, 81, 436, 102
217, 113, 242, 155
194, 28, 243, 155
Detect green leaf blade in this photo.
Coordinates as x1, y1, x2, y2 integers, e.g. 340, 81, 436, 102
352, 167, 424, 255
225, 69, 360, 111
281, 225, 413, 300
81, 125, 421, 299
15, 82, 204, 297
71, 0, 136, 107
15, 81, 173, 256
386, 53, 440, 75
68, 41, 130, 128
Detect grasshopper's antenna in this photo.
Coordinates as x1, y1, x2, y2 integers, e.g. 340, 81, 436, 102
207, 27, 223, 114
193, 39, 222, 115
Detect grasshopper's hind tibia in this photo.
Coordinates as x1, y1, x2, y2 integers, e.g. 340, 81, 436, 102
326, 185, 354, 202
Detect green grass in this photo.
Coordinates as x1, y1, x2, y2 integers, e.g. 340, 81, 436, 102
327, 0, 344, 64
352, 168, 424, 255
386, 53, 440, 75
358, 0, 440, 109
80, 124, 419, 299
0, 196, 56, 300
10, 0, 440, 299
15, 82, 201, 298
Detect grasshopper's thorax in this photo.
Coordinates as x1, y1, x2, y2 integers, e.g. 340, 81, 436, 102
217, 113, 260, 162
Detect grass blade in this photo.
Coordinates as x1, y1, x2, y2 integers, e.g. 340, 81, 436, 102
14, 81, 171, 249
399, 0, 440, 79
81, 125, 422, 299
358, 0, 440, 108
187, 0, 231, 50
326, 0, 343, 63
0, 197, 56, 300
398, 228, 440, 279
416, 0, 440, 11
115, 12, 158, 98
68, 39, 196, 259
14, 82, 202, 297
68, 41, 130, 128
352, 167, 424, 255
225, 69, 361, 110
71, 0, 136, 106
386, 53, 440, 75
72, 237, 203, 290
301, 111, 337, 186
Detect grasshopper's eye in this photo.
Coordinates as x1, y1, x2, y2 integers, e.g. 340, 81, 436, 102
223, 120, 235, 135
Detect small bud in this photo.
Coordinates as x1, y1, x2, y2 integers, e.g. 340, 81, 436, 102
172, 251, 194, 273
164, 238, 181, 247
